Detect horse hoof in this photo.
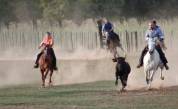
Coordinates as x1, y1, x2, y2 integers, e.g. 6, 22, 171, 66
120, 89, 126, 93
41, 86, 45, 88
119, 87, 126, 92
161, 77, 164, 80
48, 83, 53, 87
41, 84, 45, 88
146, 85, 152, 91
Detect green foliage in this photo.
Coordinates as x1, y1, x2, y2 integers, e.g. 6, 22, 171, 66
0, 0, 15, 24
0, 0, 178, 25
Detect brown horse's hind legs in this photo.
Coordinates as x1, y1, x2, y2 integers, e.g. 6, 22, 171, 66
41, 69, 45, 88
48, 70, 54, 87
44, 70, 49, 79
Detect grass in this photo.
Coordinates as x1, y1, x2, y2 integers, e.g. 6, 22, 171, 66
0, 81, 178, 109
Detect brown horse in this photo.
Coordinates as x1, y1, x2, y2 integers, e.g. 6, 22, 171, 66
38, 46, 54, 87
105, 32, 125, 60
96, 20, 125, 59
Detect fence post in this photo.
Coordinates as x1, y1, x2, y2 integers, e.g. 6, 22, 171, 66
125, 30, 130, 52
130, 32, 133, 52
95, 32, 98, 48
135, 31, 138, 51
70, 32, 73, 50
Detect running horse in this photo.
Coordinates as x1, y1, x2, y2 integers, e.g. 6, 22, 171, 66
96, 19, 125, 59
38, 45, 54, 87
143, 37, 164, 89
104, 31, 125, 60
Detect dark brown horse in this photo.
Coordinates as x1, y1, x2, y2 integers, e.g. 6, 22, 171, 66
38, 46, 54, 87
96, 19, 125, 59
115, 57, 131, 92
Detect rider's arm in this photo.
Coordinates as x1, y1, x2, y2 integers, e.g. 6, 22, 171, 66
157, 28, 164, 41
157, 27, 167, 50
102, 24, 105, 36
50, 38, 54, 47
109, 23, 114, 32
39, 37, 45, 48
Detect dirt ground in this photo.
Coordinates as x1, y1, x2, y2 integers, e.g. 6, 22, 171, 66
0, 48, 178, 109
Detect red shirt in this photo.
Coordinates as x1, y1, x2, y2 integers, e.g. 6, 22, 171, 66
40, 35, 54, 47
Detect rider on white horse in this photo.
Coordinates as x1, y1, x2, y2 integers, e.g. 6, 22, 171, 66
137, 20, 169, 70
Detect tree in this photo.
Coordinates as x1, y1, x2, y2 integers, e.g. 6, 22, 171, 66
40, 0, 69, 26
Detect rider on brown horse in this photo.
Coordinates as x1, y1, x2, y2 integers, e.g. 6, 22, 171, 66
34, 32, 58, 70
102, 18, 121, 61
102, 18, 120, 47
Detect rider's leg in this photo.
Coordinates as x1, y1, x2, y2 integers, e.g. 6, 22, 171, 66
108, 32, 118, 62
112, 48, 118, 62
34, 52, 43, 68
112, 31, 125, 52
51, 48, 58, 70
137, 46, 148, 68
112, 31, 120, 42
156, 45, 169, 70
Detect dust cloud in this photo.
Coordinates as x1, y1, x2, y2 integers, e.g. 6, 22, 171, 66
0, 44, 178, 90
0, 48, 115, 88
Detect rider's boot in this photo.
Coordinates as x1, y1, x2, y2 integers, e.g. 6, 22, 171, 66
53, 61, 58, 70
136, 62, 143, 68
156, 45, 169, 70
112, 52, 118, 62
52, 57, 58, 70
34, 52, 43, 68
112, 58, 117, 62
137, 47, 148, 68
34, 63, 39, 68
54, 66, 58, 70
164, 63, 169, 70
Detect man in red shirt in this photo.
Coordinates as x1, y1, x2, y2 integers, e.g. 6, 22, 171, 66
34, 32, 58, 70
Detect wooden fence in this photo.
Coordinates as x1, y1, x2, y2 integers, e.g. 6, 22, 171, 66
0, 29, 176, 52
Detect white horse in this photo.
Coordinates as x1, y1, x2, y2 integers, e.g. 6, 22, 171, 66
143, 37, 164, 89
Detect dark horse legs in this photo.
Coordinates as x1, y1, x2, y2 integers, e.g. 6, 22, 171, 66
120, 74, 128, 89
115, 73, 129, 91
41, 69, 53, 87
48, 48, 57, 70
40, 69, 45, 87
49, 70, 53, 86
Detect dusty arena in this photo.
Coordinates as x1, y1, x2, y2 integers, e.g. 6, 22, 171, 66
0, 19, 178, 109
0, 48, 178, 109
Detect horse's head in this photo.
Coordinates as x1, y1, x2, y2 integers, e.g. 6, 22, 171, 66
148, 37, 158, 55
43, 45, 52, 57
116, 57, 126, 63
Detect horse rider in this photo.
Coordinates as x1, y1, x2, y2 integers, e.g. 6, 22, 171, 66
102, 18, 120, 46
34, 32, 58, 70
102, 18, 121, 61
137, 20, 169, 70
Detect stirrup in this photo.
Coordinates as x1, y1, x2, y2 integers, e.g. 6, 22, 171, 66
54, 66, 58, 70
34, 64, 39, 68
164, 64, 169, 70
136, 64, 142, 68
112, 58, 117, 62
